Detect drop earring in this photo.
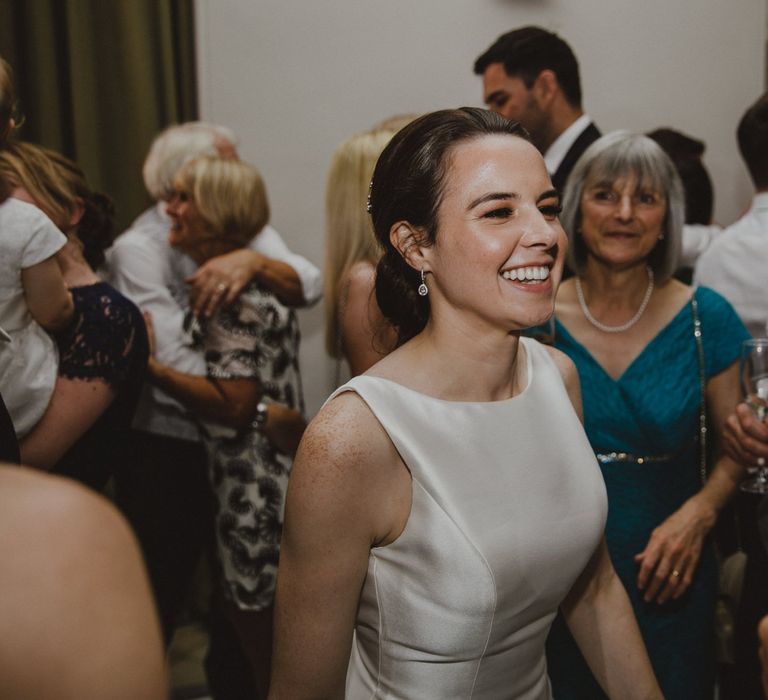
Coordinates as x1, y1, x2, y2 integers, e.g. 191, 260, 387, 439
418, 269, 428, 297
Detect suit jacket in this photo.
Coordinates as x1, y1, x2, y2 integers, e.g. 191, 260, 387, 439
550, 122, 602, 193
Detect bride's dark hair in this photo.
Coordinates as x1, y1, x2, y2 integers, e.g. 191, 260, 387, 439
368, 107, 528, 345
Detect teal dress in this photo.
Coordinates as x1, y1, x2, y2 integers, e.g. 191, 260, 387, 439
542, 287, 749, 700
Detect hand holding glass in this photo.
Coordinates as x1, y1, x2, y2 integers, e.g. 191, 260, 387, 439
740, 338, 768, 494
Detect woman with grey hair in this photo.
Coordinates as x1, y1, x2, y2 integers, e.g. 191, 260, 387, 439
543, 131, 749, 699
144, 155, 306, 697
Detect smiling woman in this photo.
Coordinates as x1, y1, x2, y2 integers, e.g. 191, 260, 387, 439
544, 132, 750, 700
269, 108, 663, 700
143, 156, 305, 696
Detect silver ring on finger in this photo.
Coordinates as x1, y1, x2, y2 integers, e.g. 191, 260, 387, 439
216, 282, 227, 293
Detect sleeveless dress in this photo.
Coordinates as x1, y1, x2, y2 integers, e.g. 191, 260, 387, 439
543, 287, 750, 700
330, 337, 608, 699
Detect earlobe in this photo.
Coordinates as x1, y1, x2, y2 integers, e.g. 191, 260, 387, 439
68, 198, 85, 229
390, 221, 430, 272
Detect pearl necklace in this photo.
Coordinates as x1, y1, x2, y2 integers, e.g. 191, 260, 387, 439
575, 267, 654, 333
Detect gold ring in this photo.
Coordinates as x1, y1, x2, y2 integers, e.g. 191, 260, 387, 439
671, 569, 680, 578
216, 283, 227, 292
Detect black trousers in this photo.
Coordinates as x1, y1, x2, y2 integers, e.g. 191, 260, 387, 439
113, 429, 213, 644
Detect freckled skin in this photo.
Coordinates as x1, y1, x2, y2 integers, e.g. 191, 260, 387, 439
421, 135, 566, 335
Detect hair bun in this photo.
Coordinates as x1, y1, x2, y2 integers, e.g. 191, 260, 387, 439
375, 250, 428, 345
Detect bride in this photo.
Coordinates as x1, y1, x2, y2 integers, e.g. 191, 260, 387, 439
268, 108, 662, 699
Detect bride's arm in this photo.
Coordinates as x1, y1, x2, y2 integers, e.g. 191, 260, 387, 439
269, 393, 410, 699
562, 540, 662, 699
546, 345, 662, 698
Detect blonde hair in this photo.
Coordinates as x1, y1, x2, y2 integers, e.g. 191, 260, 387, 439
323, 129, 398, 357
0, 142, 116, 269
174, 156, 269, 248
369, 113, 421, 133
0, 142, 79, 226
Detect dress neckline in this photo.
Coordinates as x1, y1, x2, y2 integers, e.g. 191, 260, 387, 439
555, 289, 697, 384
358, 336, 535, 406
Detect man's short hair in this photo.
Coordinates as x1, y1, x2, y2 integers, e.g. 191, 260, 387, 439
737, 93, 768, 189
473, 26, 582, 109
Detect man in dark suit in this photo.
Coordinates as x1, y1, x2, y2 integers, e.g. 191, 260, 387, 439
474, 26, 600, 193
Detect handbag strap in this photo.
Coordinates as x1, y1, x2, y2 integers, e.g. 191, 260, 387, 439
690, 292, 707, 485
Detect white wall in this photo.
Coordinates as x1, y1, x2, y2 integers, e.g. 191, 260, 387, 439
195, 0, 767, 415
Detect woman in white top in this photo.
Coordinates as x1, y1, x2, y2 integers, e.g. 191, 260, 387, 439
0, 57, 73, 441
269, 109, 662, 699
0, 191, 73, 437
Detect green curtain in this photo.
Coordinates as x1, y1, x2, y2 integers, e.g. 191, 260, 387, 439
0, 0, 198, 230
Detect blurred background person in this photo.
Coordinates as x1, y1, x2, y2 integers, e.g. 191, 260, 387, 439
323, 127, 398, 379
542, 131, 747, 699
143, 155, 305, 699
695, 92, 768, 700
0, 175, 72, 444
0, 141, 148, 487
648, 127, 715, 284
0, 55, 48, 464
474, 26, 600, 194
108, 121, 320, 649
695, 94, 768, 338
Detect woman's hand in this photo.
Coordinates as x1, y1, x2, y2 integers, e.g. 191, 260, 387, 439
186, 249, 265, 318
634, 496, 716, 604
723, 402, 768, 467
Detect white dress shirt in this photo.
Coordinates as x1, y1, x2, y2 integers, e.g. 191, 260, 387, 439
694, 192, 768, 338
108, 204, 321, 439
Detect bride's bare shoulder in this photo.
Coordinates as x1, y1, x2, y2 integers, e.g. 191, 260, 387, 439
294, 389, 402, 488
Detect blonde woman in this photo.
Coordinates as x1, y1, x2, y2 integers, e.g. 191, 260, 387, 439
0, 58, 73, 462
144, 155, 305, 697
323, 129, 398, 377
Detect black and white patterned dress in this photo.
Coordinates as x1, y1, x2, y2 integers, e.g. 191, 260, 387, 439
187, 281, 303, 611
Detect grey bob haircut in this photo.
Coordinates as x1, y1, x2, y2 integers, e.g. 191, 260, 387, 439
561, 130, 684, 283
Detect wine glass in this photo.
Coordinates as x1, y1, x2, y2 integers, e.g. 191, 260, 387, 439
740, 338, 768, 494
